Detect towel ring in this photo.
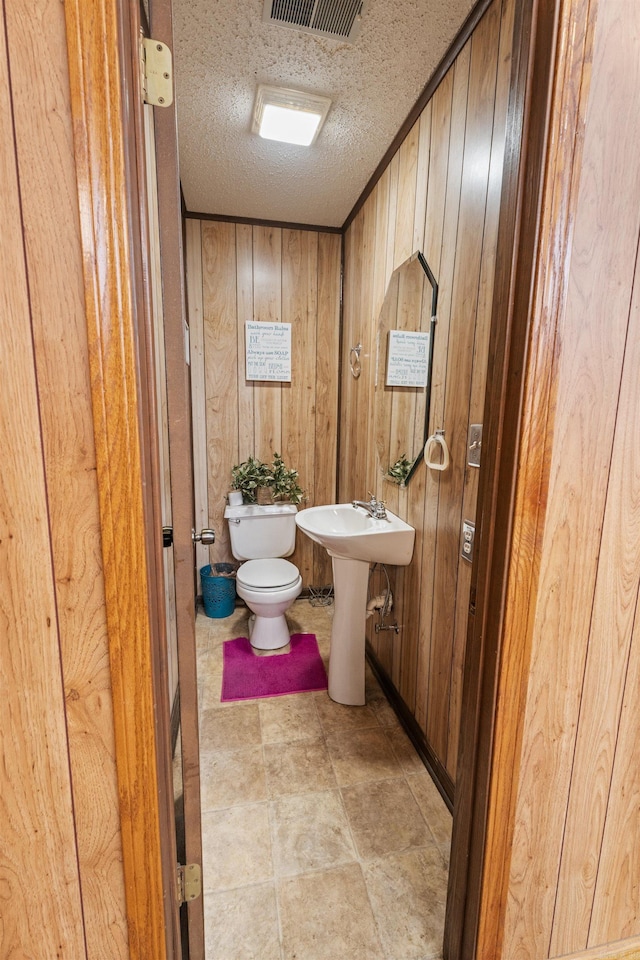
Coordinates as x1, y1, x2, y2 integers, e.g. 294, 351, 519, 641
424, 430, 450, 472
349, 343, 362, 379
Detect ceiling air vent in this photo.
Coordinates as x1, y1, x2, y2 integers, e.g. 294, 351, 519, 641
263, 0, 366, 42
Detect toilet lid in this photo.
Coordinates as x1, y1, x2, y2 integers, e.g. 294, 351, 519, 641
237, 558, 300, 589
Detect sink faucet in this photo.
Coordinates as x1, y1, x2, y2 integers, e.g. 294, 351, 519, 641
352, 493, 387, 520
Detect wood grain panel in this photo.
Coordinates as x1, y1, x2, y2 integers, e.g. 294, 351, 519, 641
394, 120, 420, 268
236, 223, 256, 461
414, 66, 454, 731
446, 0, 514, 777
253, 225, 283, 460
551, 235, 640, 950
186, 220, 341, 585
282, 228, 318, 584
4, 0, 129, 953
0, 14, 87, 953
202, 221, 238, 564
186, 218, 211, 577
314, 231, 341, 585
64, 0, 171, 949
341, 0, 513, 791
500, 0, 640, 948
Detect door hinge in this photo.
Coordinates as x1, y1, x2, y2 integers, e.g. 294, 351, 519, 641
141, 37, 173, 107
177, 863, 201, 905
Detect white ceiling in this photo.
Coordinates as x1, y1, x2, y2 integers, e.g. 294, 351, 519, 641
173, 0, 475, 228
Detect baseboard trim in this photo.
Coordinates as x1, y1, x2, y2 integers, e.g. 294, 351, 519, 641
366, 641, 454, 811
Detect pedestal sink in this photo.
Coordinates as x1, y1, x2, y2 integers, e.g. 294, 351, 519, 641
295, 504, 415, 705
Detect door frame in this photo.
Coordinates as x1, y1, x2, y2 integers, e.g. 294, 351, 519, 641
63, 0, 566, 956
64, 0, 197, 955
444, 0, 561, 956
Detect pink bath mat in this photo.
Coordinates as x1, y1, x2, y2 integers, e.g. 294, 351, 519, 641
221, 633, 328, 702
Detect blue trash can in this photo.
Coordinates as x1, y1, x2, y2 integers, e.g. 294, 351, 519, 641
201, 563, 236, 618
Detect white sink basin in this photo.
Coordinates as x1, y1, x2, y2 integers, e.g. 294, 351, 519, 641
296, 503, 416, 706
295, 503, 415, 566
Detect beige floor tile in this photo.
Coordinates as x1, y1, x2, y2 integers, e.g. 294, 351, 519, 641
201, 804, 272, 892
259, 693, 323, 744
270, 789, 356, 877
278, 863, 384, 960
200, 745, 267, 810
204, 883, 281, 960
326, 726, 402, 786
264, 737, 337, 797
198, 671, 225, 711
314, 693, 381, 734
385, 726, 428, 774
406, 773, 453, 845
362, 847, 447, 960
341, 778, 433, 860
199, 701, 262, 752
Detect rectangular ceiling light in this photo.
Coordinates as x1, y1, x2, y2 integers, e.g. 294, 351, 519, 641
253, 84, 331, 146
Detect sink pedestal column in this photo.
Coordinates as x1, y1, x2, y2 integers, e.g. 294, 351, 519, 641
328, 556, 369, 705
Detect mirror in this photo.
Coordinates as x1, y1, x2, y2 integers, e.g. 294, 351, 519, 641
374, 251, 438, 486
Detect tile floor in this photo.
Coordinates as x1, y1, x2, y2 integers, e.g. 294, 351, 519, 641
196, 599, 452, 960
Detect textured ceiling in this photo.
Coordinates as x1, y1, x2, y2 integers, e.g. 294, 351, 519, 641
173, 0, 475, 227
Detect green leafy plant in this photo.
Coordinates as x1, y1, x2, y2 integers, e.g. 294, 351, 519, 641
386, 454, 413, 485
230, 452, 306, 505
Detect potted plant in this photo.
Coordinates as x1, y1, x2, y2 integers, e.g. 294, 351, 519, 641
386, 454, 413, 485
230, 452, 306, 505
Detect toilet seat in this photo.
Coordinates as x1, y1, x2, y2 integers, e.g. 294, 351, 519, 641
237, 558, 299, 590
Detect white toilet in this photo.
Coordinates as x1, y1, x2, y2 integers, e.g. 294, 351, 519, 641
223, 502, 302, 650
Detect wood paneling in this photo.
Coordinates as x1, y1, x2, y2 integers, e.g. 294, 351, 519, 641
186, 219, 341, 583
340, 0, 515, 784
0, 12, 87, 955
477, 0, 640, 956
1, 0, 129, 955
64, 0, 173, 952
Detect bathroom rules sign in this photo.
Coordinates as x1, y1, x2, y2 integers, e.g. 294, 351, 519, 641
245, 321, 292, 382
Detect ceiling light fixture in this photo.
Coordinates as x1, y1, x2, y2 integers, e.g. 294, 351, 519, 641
252, 84, 332, 146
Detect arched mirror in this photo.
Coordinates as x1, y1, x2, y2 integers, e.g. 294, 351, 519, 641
374, 251, 438, 486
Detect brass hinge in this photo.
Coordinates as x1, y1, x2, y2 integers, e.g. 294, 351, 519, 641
141, 37, 173, 107
177, 863, 201, 905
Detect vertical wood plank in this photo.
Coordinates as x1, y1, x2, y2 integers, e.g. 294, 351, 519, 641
253, 225, 283, 460
236, 223, 255, 461
4, 0, 128, 954
64, 0, 171, 950
202, 221, 238, 564
501, 0, 640, 949
314, 231, 341, 584
414, 66, 455, 731
282, 229, 317, 584
425, 39, 472, 758
186, 218, 210, 577
447, 0, 511, 776
394, 119, 420, 268
0, 12, 87, 953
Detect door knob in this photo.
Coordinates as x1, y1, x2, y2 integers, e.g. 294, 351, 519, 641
192, 528, 215, 545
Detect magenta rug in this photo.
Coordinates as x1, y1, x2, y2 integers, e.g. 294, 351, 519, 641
221, 633, 328, 702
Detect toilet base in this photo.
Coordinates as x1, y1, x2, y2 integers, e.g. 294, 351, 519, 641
248, 613, 291, 650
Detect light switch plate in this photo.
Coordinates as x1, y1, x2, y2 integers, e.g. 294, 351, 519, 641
468, 424, 482, 468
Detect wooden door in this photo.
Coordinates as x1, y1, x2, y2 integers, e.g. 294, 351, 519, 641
141, 2, 205, 956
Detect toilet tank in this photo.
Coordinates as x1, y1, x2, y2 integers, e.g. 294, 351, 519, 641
223, 502, 298, 561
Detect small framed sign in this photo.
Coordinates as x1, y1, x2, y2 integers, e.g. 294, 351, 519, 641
245, 321, 292, 382
386, 330, 430, 387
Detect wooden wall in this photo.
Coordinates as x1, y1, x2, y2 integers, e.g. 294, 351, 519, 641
340, 0, 515, 783
185, 218, 341, 588
479, 0, 640, 956
0, 0, 128, 955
